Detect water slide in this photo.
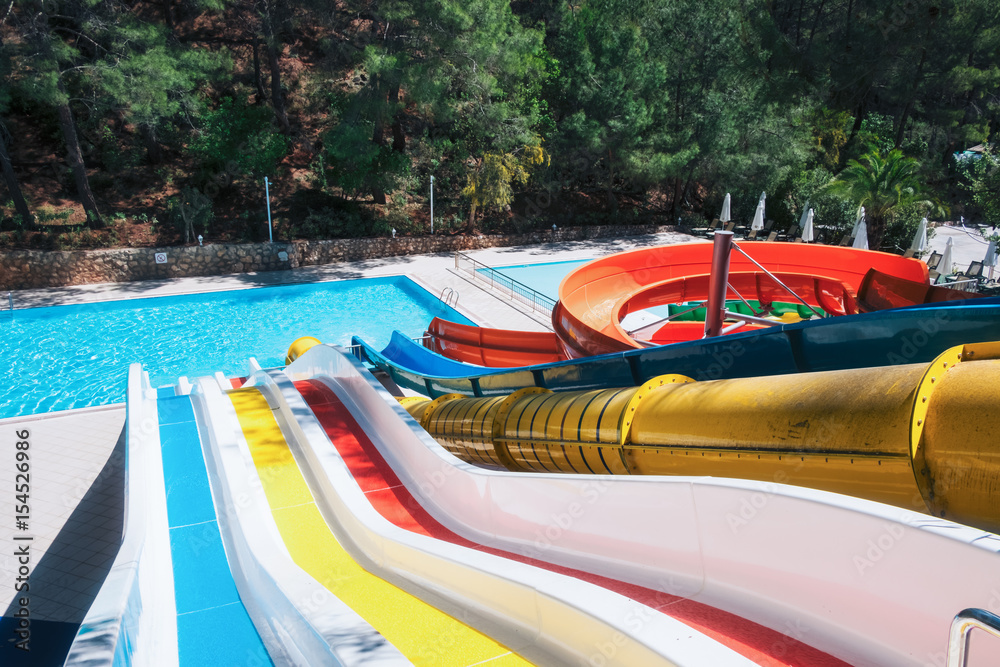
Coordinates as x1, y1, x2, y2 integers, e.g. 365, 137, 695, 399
428, 243, 978, 369
68, 362, 780, 665
352, 297, 1000, 398
259, 344, 1000, 664
64, 342, 1000, 664
551, 242, 931, 356
399, 339, 1000, 534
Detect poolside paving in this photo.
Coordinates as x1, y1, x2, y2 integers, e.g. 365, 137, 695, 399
0, 405, 125, 664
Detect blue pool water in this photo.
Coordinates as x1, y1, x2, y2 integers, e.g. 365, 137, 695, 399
0, 276, 471, 419
482, 259, 591, 301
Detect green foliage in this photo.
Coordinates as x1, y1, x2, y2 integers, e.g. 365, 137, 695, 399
190, 98, 289, 182
463, 144, 549, 217
2, 0, 1000, 243
826, 149, 941, 250
961, 147, 1000, 225
858, 114, 896, 155
321, 121, 410, 198
166, 187, 215, 243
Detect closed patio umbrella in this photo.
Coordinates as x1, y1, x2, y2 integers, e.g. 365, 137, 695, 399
985, 240, 998, 280
852, 218, 869, 249
798, 200, 811, 229
720, 193, 731, 223
852, 207, 866, 238
751, 193, 765, 231
801, 209, 815, 242
910, 218, 928, 253
939, 237, 954, 275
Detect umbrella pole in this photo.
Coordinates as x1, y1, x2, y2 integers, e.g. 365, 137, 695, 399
704, 231, 734, 338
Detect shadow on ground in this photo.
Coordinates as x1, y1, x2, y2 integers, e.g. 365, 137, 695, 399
0, 426, 125, 665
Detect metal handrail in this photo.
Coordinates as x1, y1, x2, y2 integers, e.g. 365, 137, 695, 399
453, 251, 557, 314
948, 608, 1000, 667
439, 287, 459, 307
730, 242, 825, 318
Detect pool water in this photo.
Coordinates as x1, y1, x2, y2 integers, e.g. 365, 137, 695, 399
489, 258, 679, 327
483, 259, 591, 301
0, 276, 471, 420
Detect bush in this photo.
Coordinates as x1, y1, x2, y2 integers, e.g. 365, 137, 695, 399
190, 97, 290, 185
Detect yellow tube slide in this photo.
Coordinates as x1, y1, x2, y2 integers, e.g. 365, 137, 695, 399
403, 343, 1000, 534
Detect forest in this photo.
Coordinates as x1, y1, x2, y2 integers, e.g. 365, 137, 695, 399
0, 0, 998, 252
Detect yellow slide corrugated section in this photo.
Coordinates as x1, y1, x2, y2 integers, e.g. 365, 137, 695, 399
228, 388, 527, 666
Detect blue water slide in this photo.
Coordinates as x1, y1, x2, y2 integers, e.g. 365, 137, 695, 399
352, 298, 1000, 397
157, 394, 274, 666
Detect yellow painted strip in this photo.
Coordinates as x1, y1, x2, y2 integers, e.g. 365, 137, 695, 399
227, 388, 530, 666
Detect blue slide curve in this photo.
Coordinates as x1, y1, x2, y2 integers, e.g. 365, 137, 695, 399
352, 298, 1000, 397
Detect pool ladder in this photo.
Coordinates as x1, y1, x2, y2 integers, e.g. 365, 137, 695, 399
948, 607, 1000, 667
4, 292, 11, 321
439, 287, 459, 308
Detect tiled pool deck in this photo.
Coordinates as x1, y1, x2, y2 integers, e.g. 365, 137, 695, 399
0, 230, 700, 655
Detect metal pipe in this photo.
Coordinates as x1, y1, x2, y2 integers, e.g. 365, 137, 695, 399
731, 242, 824, 318
720, 320, 747, 334
722, 310, 783, 326
704, 231, 734, 337
947, 608, 1000, 667
264, 177, 273, 243
726, 282, 763, 316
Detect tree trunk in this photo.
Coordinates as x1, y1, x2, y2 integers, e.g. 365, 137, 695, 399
55, 88, 103, 228
370, 81, 387, 205
261, 4, 290, 132
141, 124, 163, 164
252, 39, 267, 104
162, 0, 174, 32
0, 129, 34, 229
389, 82, 405, 153
869, 215, 886, 251
894, 44, 929, 149
841, 98, 868, 168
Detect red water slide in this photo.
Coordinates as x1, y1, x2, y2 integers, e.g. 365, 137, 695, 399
552, 242, 927, 358
428, 242, 929, 364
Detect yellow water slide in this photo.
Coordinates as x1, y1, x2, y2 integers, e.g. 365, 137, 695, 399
227, 387, 530, 666
401, 343, 1000, 534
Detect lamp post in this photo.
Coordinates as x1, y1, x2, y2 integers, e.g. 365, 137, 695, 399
264, 176, 273, 243
430, 175, 435, 235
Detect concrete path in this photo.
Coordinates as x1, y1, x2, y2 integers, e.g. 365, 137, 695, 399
924, 223, 998, 279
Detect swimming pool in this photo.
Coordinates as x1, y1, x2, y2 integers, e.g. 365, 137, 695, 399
0, 276, 470, 420
481, 259, 591, 301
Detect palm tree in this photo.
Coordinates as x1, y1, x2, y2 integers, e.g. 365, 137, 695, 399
826, 149, 935, 250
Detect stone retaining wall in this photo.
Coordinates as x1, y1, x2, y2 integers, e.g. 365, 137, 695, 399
0, 225, 674, 291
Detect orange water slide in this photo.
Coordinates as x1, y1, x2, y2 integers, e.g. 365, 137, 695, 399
553, 242, 929, 358
425, 317, 567, 367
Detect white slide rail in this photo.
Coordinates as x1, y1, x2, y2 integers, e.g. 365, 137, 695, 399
188, 376, 408, 666
64, 365, 177, 667
246, 366, 759, 666
285, 344, 1000, 667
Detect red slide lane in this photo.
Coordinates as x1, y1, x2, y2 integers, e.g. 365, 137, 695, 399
426, 317, 567, 368
295, 379, 847, 667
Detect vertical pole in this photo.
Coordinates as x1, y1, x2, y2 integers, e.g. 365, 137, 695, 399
264, 176, 273, 243
430, 175, 435, 235
704, 231, 734, 338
